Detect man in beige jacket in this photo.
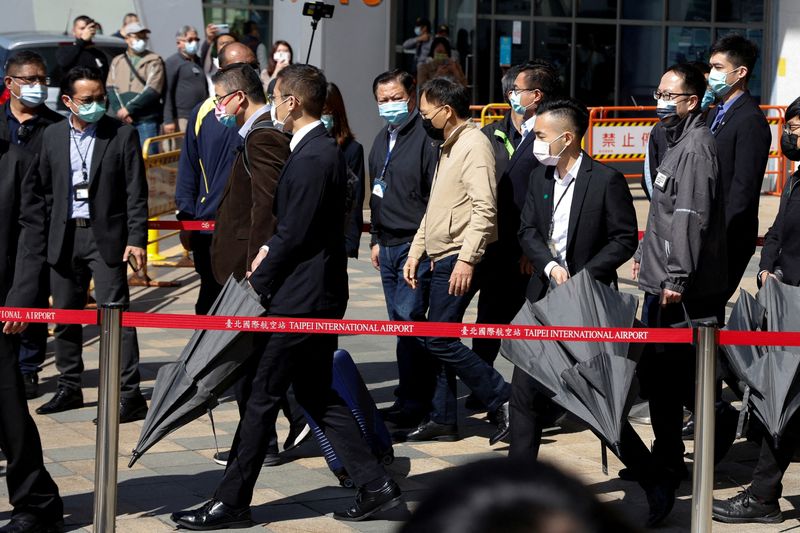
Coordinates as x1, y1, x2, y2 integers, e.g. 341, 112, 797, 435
402, 77, 510, 445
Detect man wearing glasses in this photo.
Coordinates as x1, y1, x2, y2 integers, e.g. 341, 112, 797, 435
1, 50, 64, 400
35, 66, 149, 424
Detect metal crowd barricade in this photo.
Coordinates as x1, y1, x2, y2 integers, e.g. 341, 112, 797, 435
132, 132, 190, 288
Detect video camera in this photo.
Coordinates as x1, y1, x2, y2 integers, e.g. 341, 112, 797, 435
302, 2, 335, 21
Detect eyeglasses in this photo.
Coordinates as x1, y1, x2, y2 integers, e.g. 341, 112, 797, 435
268, 94, 292, 106
10, 75, 50, 86
71, 95, 107, 105
212, 90, 240, 106
783, 123, 800, 134
653, 90, 692, 102
511, 87, 537, 96
421, 106, 444, 120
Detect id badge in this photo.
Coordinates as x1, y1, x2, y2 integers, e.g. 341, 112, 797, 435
372, 178, 386, 199
654, 172, 669, 191
74, 181, 89, 201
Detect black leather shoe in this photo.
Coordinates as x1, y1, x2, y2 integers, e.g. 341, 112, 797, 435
171, 499, 252, 530
644, 481, 676, 528
284, 422, 311, 451
619, 462, 689, 483
35, 388, 83, 415
0, 513, 64, 532
119, 393, 148, 423
405, 420, 459, 442
383, 409, 426, 428
333, 479, 402, 521
489, 401, 510, 445
712, 489, 783, 524
682, 416, 695, 440
22, 373, 39, 400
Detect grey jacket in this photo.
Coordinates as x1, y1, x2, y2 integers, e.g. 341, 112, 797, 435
636, 113, 728, 299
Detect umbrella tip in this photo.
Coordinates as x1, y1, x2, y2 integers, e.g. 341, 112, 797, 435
128, 451, 139, 468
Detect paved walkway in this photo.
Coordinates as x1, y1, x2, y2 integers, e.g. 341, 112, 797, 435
1, 194, 797, 532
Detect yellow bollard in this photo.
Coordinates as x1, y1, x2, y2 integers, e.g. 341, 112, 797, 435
147, 216, 166, 262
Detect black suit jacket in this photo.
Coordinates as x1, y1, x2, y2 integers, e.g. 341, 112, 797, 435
211, 115, 291, 284
519, 153, 638, 302
0, 140, 47, 306
249, 124, 348, 317
707, 92, 771, 281
0, 102, 65, 156
39, 115, 149, 267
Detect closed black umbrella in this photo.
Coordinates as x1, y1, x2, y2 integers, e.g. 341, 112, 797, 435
501, 270, 642, 453
129, 276, 265, 466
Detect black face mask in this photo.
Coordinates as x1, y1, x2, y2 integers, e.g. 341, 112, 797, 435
422, 117, 445, 141
781, 131, 800, 161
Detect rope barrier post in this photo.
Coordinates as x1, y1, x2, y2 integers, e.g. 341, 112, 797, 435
691, 324, 718, 533
93, 303, 123, 533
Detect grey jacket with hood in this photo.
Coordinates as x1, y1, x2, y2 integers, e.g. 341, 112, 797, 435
636, 112, 728, 299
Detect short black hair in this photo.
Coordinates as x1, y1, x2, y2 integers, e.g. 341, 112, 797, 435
73, 15, 93, 27
786, 96, 800, 123
244, 21, 257, 34
5, 50, 47, 76
688, 60, 711, 76
710, 34, 759, 82
537, 98, 590, 139
416, 18, 431, 32
61, 66, 104, 97
516, 60, 562, 103
428, 36, 452, 58
275, 64, 327, 118
501, 65, 522, 103
212, 64, 266, 104
420, 77, 470, 119
372, 69, 415, 99
666, 63, 706, 105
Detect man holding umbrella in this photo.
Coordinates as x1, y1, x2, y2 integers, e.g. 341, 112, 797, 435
632, 63, 729, 526
171, 64, 401, 529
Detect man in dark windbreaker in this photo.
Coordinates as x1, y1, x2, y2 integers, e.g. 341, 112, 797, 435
630, 63, 728, 528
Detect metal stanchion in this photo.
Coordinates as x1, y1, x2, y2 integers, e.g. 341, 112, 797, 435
94, 304, 123, 533
691, 325, 718, 533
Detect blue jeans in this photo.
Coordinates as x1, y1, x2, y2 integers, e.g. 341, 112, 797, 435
426, 254, 510, 425
379, 242, 435, 413
135, 121, 159, 155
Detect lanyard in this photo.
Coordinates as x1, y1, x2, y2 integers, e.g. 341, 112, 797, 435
494, 129, 515, 158
548, 177, 575, 242
379, 129, 396, 180
70, 125, 95, 182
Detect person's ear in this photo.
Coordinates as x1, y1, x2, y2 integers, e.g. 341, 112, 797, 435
3, 77, 12, 91
736, 66, 748, 82
686, 94, 699, 113
61, 94, 73, 109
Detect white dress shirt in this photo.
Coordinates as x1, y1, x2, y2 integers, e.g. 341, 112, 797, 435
238, 104, 271, 138
544, 152, 584, 278
289, 120, 323, 152
520, 114, 537, 144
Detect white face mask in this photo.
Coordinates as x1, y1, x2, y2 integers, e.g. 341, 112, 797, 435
131, 39, 147, 54
532, 133, 567, 166
270, 97, 289, 131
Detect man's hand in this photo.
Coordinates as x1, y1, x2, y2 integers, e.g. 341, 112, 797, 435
206, 23, 218, 41
550, 265, 569, 286
179, 230, 192, 251
117, 107, 131, 123
631, 260, 640, 280
124, 246, 146, 274
519, 255, 534, 276
80, 23, 97, 42
660, 288, 682, 306
249, 247, 268, 276
2, 321, 27, 335
417, 33, 430, 43
403, 257, 419, 289
449, 260, 474, 296
163, 122, 177, 134
370, 244, 380, 271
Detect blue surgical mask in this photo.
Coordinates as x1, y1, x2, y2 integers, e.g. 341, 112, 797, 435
700, 89, 715, 111
15, 84, 47, 107
70, 99, 106, 123
509, 91, 528, 115
321, 114, 334, 132
414, 26, 422, 36
378, 100, 409, 126
131, 39, 147, 54
184, 40, 199, 56
708, 67, 740, 98
656, 98, 678, 120
214, 96, 239, 128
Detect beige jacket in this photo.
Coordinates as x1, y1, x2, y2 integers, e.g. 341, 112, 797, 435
409, 122, 497, 264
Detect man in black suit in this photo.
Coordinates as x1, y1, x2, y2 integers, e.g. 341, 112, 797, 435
473, 60, 560, 376
707, 34, 771, 300
510, 98, 639, 456
1, 50, 64, 399
35, 67, 149, 423
0, 137, 64, 532
171, 64, 401, 530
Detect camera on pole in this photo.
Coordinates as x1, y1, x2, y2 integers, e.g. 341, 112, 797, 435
302, 1, 335, 64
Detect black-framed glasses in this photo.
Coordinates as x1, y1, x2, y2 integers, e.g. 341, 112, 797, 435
784, 123, 800, 134
10, 75, 50, 86
71, 95, 107, 106
212, 90, 240, 106
653, 90, 692, 102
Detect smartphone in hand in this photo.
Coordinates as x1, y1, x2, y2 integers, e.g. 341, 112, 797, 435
127, 253, 140, 272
